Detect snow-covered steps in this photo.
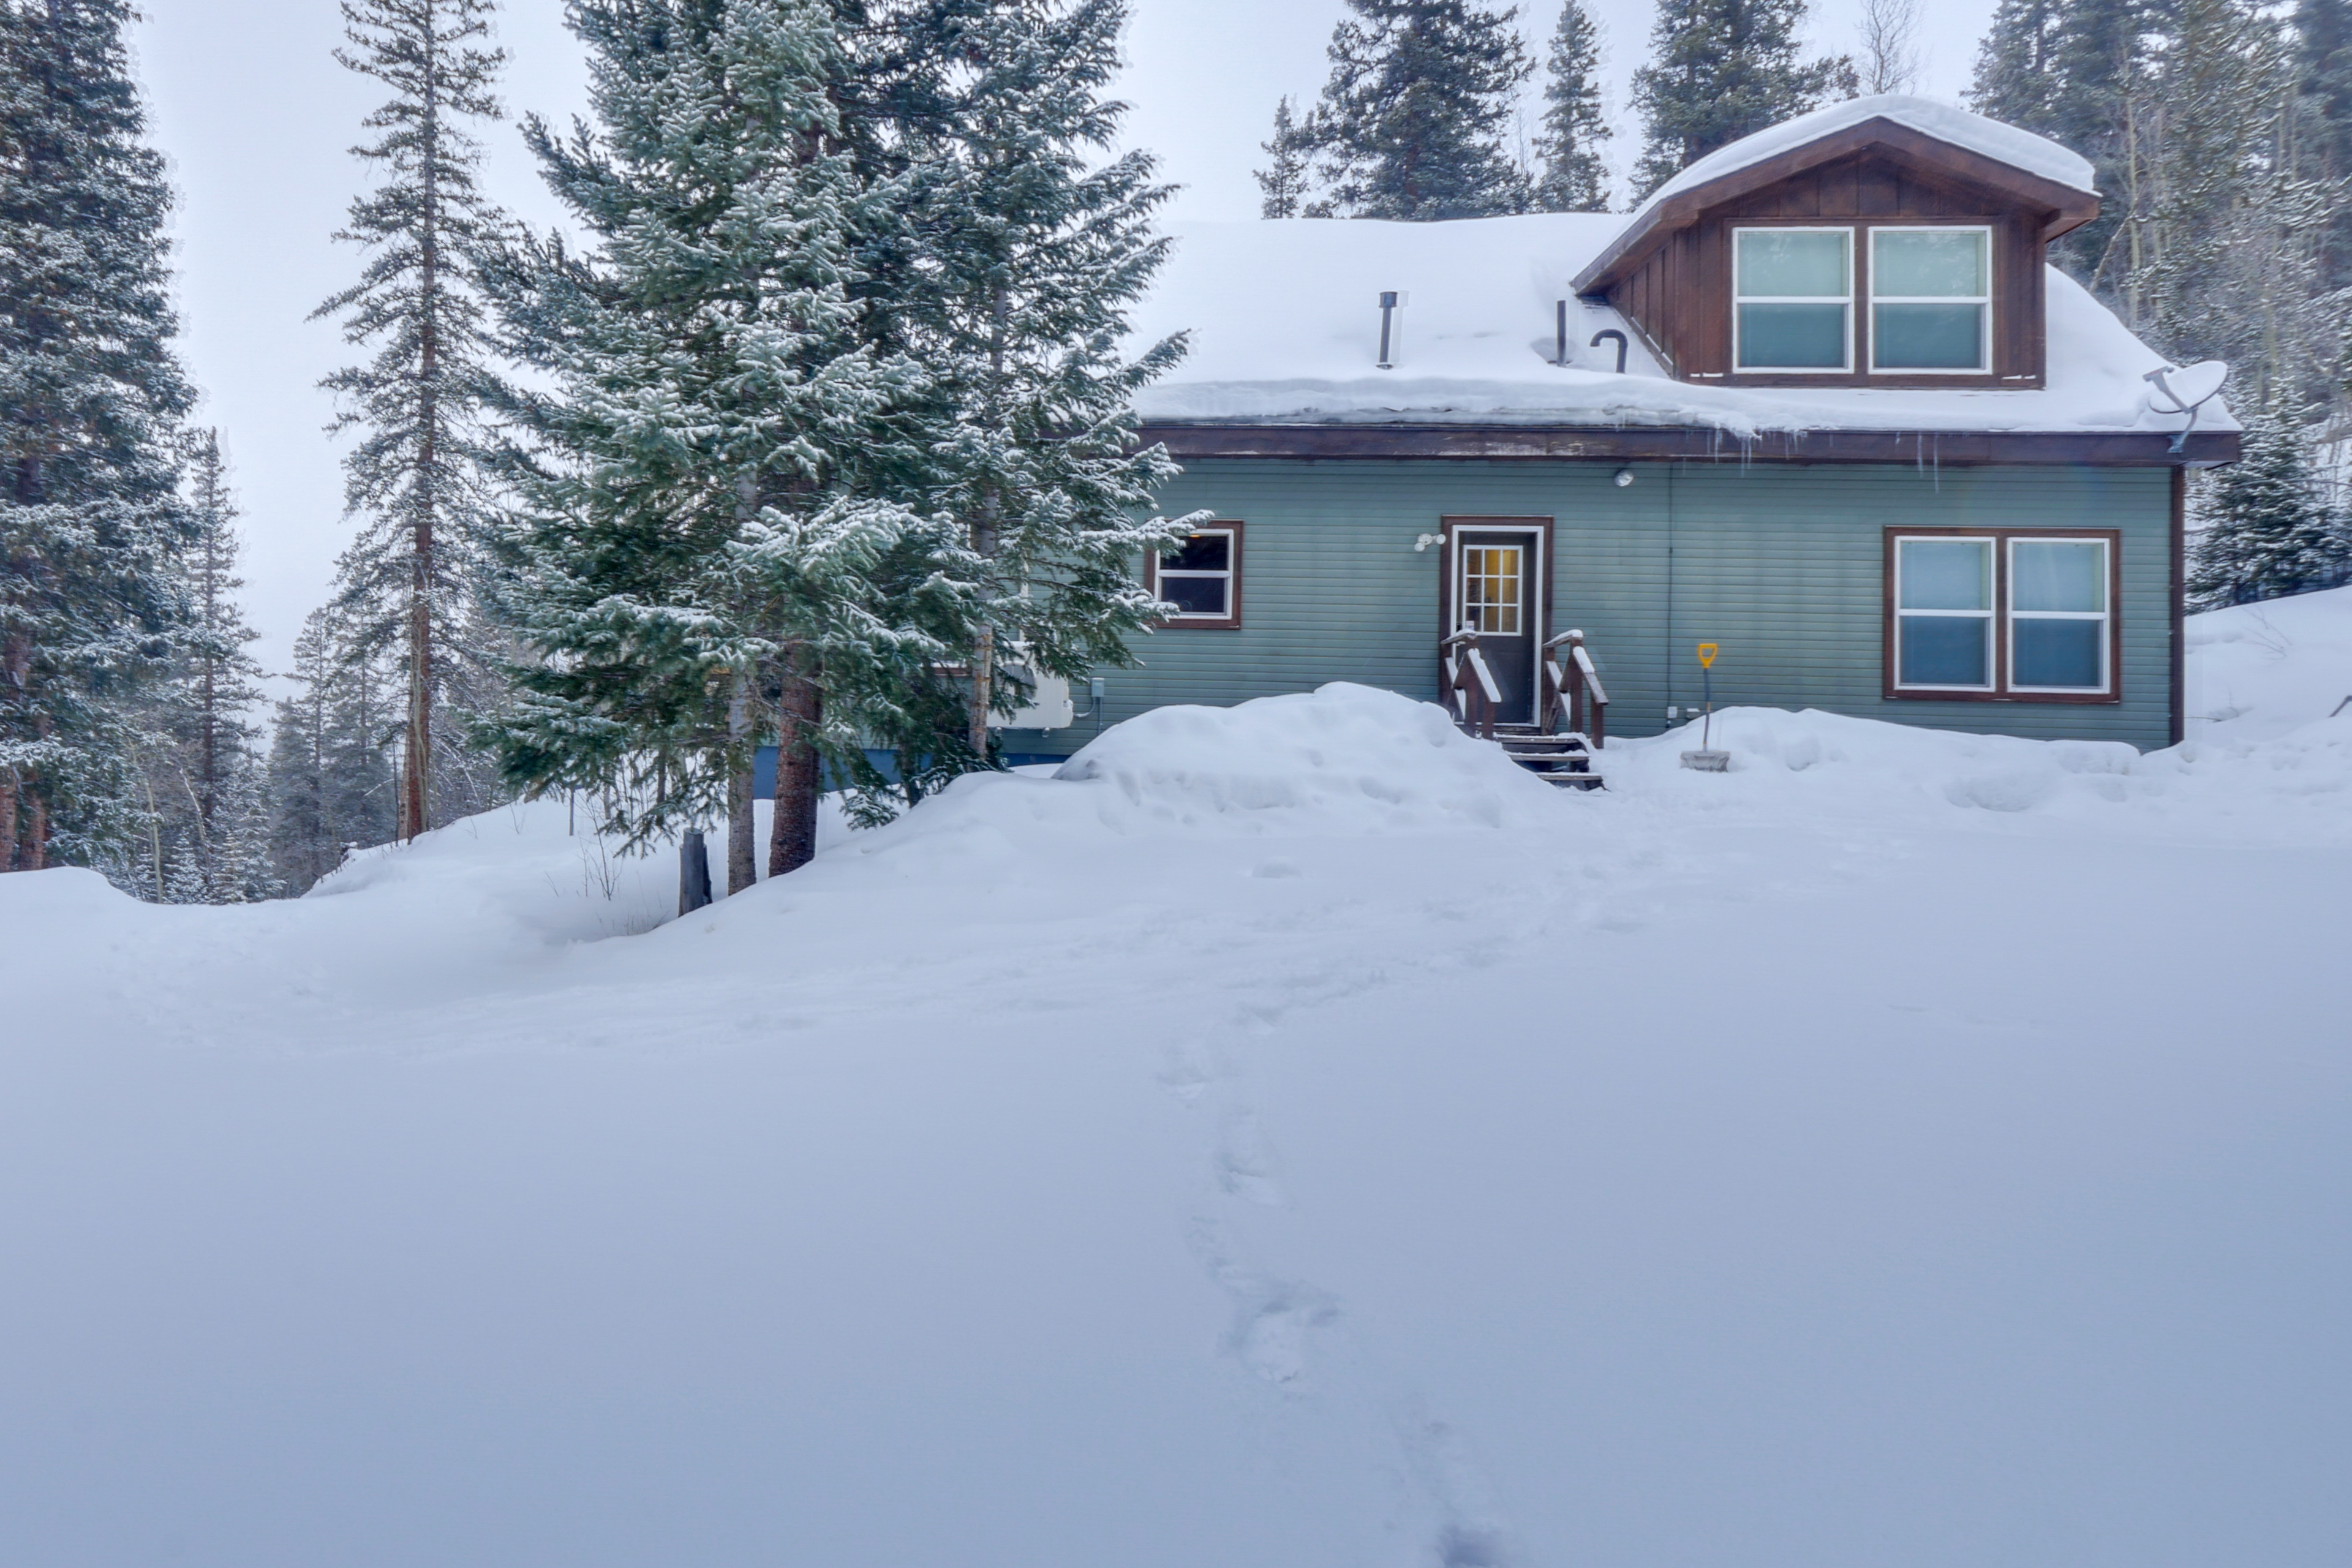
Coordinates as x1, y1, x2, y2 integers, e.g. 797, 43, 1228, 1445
1494, 728, 1604, 790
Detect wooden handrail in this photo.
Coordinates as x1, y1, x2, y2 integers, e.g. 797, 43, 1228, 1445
1540, 628, 1608, 748
1442, 624, 1499, 738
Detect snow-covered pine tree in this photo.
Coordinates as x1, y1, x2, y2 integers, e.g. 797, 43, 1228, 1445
1532, 0, 1610, 212
2189, 399, 2352, 605
482, 0, 931, 883
1969, 0, 2148, 280
264, 603, 399, 894
1970, 0, 2061, 132
1306, 0, 1536, 219
889, 0, 1203, 767
314, 0, 508, 846
1, 0, 194, 875
123, 430, 274, 902
1254, 95, 1315, 219
2294, 0, 2352, 292
1630, 0, 1855, 198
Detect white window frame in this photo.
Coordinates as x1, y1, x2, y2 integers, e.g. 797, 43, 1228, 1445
2005, 535, 2111, 695
1868, 225, 1993, 376
1891, 534, 1996, 693
1732, 225, 1854, 375
1150, 522, 1241, 627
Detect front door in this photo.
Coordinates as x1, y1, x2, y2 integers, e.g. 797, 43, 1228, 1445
1446, 520, 1548, 727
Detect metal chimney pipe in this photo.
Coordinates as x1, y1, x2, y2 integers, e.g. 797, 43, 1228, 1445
1556, 300, 1568, 366
1378, 291, 1399, 369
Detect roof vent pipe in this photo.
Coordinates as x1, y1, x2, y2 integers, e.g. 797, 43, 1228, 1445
1556, 301, 1568, 366
1378, 291, 1400, 369
1590, 328, 1628, 374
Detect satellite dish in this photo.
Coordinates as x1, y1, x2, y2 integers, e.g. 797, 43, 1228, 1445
2145, 360, 2229, 413
2143, 360, 2230, 453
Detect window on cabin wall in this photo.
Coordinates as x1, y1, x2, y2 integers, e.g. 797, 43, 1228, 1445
1888, 530, 2116, 699
1148, 522, 1242, 629
1733, 228, 1852, 372
1871, 228, 1991, 373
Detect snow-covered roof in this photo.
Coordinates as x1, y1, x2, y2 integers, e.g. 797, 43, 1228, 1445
1632, 94, 2097, 227
1127, 215, 2236, 439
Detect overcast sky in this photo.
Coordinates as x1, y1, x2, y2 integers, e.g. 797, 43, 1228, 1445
131, 0, 1997, 680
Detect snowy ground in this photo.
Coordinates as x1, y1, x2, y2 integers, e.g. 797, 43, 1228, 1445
4, 592, 2350, 1568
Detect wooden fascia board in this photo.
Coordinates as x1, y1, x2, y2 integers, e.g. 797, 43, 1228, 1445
1135, 423, 2238, 467
1570, 118, 2101, 295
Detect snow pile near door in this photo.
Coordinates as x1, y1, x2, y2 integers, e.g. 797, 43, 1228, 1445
1047, 682, 1561, 832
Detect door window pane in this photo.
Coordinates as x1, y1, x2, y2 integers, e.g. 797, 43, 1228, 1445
1737, 230, 1850, 296
2011, 618, 2103, 688
1873, 230, 1986, 296
1738, 304, 1848, 369
1898, 538, 1991, 610
2010, 540, 2104, 612
1899, 616, 1991, 687
1463, 546, 1522, 634
1872, 303, 1985, 370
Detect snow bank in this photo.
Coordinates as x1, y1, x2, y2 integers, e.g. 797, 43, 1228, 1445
1049, 682, 1559, 832
2186, 584, 2352, 741
1129, 220, 2220, 437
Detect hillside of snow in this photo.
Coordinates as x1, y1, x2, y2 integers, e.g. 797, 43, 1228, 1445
4, 593, 2350, 1568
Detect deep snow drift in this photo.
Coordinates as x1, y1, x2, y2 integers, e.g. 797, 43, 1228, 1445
3, 597, 2349, 1568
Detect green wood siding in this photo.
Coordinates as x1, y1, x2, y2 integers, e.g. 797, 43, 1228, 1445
1005, 459, 2176, 755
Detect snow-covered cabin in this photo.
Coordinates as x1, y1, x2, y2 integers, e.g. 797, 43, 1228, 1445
1015, 96, 2238, 761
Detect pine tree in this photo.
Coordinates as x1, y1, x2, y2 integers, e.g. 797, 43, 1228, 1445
482, 0, 933, 880
1630, 0, 1856, 198
314, 0, 507, 846
264, 604, 398, 894
1532, 0, 1610, 212
2188, 399, 2352, 605
1970, 0, 2061, 132
120, 430, 274, 902
1254, 95, 1315, 218
891, 0, 1204, 769
1, 0, 195, 875
1307, 0, 1536, 219
2293, 0, 2352, 296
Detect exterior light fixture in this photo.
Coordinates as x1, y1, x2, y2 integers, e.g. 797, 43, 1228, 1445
1614, 469, 1635, 488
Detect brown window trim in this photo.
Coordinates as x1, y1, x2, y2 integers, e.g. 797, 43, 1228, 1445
1726, 217, 2010, 391
1883, 526, 2123, 704
1145, 519, 1243, 630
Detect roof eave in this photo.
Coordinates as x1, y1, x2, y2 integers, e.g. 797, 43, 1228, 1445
1571, 118, 2102, 297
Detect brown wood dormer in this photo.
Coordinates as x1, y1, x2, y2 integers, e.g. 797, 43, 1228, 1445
1572, 118, 2101, 391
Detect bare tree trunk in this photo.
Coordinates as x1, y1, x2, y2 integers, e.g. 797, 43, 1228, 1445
966, 625, 994, 756
26, 790, 46, 871
0, 772, 17, 872
401, 13, 445, 843
726, 676, 756, 894
769, 650, 821, 878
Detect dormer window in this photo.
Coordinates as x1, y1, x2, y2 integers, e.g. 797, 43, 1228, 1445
1733, 228, 1852, 372
1732, 224, 1994, 378
1871, 227, 1990, 373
